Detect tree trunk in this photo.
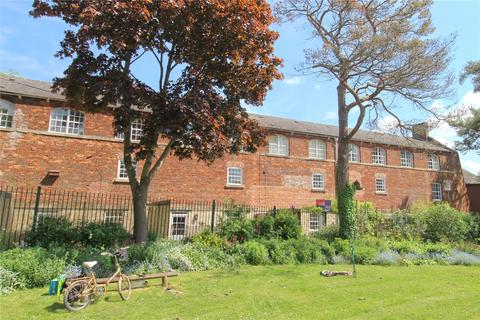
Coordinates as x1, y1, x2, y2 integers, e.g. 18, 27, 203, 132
132, 183, 149, 243
335, 82, 351, 238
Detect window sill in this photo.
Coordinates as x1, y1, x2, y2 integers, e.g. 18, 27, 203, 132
266, 153, 289, 159
375, 192, 388, 196
225, 184, 245, 190
48, 130, 84, 136
311, 189, 325, 193
113, 178, 130, 184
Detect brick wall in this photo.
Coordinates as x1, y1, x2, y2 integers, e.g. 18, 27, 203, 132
0, 96, 470, 212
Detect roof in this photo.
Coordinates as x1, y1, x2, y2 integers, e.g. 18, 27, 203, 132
0, 75, 65, 102
250, 114, 450, 152
463, 170, 480, 185
1, 74, 451, 152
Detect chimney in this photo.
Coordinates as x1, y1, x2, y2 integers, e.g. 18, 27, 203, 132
412, 122, 429, 140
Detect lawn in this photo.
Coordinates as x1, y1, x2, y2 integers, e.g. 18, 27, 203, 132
1, 265, 479, 320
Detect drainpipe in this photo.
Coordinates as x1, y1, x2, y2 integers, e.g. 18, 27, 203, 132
334, 137, 338, 163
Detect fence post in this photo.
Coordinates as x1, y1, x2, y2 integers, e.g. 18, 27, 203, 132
210, 200, 216, 232
32, 186, 42, 231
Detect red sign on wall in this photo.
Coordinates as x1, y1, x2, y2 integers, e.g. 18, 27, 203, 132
315, 199, 325, 207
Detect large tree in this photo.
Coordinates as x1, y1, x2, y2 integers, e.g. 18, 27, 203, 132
31, 0, 282, 242
276, 0, 455, 238
449, 60, 480, 152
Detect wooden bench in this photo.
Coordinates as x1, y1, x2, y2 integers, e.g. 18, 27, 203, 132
66, 271, 179, 289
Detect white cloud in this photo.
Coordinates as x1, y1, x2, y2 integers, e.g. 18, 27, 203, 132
376, 115, 399, 133
283, 76, 302, 85
462, 159, 480, 176
460, 90, 480, 108
429, 121, 457, 148
323, 111, 337, 121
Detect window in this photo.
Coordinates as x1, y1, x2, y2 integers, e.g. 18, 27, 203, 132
49, 108, 85, 135
117, 160, 138, 180
375, 177, 387, 193
0, 99, 14, 128
400, 150, 414, 167
312, 173, 325, 190
372, 147, 386, 165
227, 167, 243, 186
309, 214, 322, 232
432, 183, 442, 201
268, 134, 289, 156
171, 212, 187, 240
308, 139, 326, 159
104, 209, 125, 224
115, 119, 144, 142
348, 144, 360, 162
427, 154, 440, 171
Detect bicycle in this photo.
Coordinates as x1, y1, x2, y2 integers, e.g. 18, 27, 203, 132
63, 247, 132, 311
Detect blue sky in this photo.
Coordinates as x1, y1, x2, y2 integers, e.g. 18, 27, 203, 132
1, 0, 479, 173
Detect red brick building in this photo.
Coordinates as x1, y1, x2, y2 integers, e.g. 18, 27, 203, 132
463, 170, 480, 213
0, 75, 470, 212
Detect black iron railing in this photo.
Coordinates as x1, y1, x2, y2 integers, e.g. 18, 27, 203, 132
0, 185, 330, 246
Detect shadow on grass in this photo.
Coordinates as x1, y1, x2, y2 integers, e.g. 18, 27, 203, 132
45, 302, 65, 313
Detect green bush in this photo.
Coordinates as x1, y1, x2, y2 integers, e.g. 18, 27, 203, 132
464, 213, 480, 244
191, 230, 228, 249
77, 222, 130, 248
416, 203, 469, 242
312, 225, 340, 243
355, 202, 386, 237
25, 216, 76, 247
257, 209, 302, 240
125, 240, 241, 273
383, 210, 422, 240
0, 248, 67, 288
218, 205, 255, 243
287, 238, 328, 264
388, 239, 424, 255
25, 217, 131, 248
241, 241, 269, 265
332, 238, 377, 264
259, 239, 297, 264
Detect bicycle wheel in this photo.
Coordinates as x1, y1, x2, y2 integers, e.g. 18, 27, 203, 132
117, 274, 131, 301
63, 280, 92, 312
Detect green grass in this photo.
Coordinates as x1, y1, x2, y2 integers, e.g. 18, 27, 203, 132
1, 265, 479, 319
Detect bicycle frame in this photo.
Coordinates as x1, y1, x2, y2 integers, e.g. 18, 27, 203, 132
69, 254, 123, 298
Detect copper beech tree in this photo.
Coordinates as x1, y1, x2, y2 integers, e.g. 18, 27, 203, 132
31, 0, 282, 242
276, 0, 455, 238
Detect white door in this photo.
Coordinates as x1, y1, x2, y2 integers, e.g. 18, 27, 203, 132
170, 212, 187, 240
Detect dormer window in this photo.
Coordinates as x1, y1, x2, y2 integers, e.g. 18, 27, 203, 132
268, 134, 289, 156
49, 107, 85, 135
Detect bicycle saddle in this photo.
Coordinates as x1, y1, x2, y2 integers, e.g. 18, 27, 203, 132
82, 261, 98, 269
